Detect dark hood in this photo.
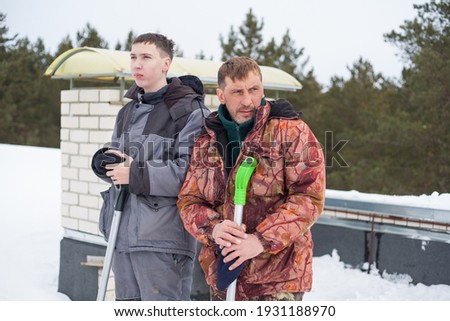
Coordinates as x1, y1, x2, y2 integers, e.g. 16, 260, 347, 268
124, 75, 205, 108
268, 98, 302, 118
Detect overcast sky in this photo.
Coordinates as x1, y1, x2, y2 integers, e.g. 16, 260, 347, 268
3, 0, 424, 85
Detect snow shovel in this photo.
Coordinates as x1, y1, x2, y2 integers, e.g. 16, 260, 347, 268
96, 184, 128, 301
224, 156, 258, 301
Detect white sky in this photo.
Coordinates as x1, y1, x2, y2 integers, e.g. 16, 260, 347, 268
2, 0, 425, 85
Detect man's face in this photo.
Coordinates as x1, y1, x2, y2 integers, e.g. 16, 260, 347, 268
216, 71, 265, 124
130, 42, 170, 93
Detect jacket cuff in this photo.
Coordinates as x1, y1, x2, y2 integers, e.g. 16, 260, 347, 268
254, 231, 274, 253
204, 219, 223, 244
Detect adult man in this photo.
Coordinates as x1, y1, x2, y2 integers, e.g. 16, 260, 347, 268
91, 33, 209, 300
177, 56, 325, 300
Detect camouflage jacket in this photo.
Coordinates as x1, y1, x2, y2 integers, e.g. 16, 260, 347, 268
177, 99, 325, 299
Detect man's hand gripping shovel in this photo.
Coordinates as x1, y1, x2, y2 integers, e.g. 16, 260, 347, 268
216, 156, 258, 301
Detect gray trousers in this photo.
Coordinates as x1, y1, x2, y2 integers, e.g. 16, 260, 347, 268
112, 251, 194, 300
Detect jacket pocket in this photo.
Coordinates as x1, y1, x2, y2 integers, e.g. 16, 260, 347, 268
99, 187, 115, 240
243, 246, 299, 285
134, 195, 184, 242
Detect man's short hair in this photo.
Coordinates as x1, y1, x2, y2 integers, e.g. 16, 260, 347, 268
217, 56, 262, 89
133, 33, 175, 60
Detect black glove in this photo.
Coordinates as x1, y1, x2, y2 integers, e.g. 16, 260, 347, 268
91, 148, 124, 179
215, 247, 246, 291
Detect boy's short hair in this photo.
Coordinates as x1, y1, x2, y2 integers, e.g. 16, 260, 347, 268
133, 33, 175, 60
217, 56, 262, 89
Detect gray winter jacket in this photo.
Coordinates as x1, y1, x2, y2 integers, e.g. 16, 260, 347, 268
94, 76, 209, 258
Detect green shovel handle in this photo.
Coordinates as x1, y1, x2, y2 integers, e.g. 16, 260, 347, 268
234, 156, 258, 206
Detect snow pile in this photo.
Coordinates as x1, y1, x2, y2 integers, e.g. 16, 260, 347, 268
326, 189, 450, 210
307, 250, 450, 301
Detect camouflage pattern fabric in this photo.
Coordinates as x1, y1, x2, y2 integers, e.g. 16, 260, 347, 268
211, 290, 304, 301
178, 101, 325, 300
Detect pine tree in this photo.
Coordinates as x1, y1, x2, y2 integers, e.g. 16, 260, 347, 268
385, 1, 450, 193
76, 23, 109, 48
54, 35, 73, 57
115, 30, 136, 51
0, 13, 63, 147
220, 9, 264, 61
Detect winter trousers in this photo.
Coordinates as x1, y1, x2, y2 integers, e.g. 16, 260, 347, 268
112, 251, 194, 300
211, 290, 304, 301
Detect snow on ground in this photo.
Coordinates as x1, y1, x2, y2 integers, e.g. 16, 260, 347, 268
326, 189, 450, 210
0, 143, 449, 301
0, 144, 68, 300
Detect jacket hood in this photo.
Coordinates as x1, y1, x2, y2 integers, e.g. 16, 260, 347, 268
268, 98, 301, 118
124, 75, 205, 108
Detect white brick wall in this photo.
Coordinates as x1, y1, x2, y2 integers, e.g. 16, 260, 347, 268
60, 89, 120, 236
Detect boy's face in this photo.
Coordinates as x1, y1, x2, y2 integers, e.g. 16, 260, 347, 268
216, 71, 264, 124
130, 42, 171, 93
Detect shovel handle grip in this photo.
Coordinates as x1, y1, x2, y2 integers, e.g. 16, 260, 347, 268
114, 185, 129, 211
234, 157, 258, 206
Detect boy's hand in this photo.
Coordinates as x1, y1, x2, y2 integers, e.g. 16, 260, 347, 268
105, 150, 134, 185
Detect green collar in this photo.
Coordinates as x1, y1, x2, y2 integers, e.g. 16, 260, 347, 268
217, 98, 265, 166
218, 105, 255, 143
